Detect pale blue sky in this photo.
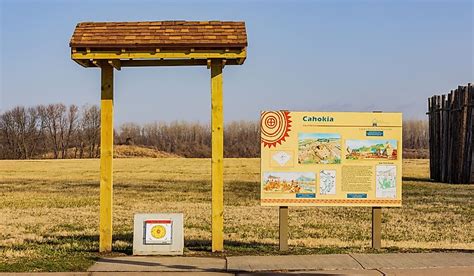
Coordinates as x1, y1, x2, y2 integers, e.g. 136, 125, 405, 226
1, 0, 472, 125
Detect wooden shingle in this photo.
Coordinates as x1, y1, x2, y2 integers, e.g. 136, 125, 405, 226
70, 21, 247, 49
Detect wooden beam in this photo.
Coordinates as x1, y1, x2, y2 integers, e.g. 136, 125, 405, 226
372, 207, 382, 249
74, 59, 241, 68
73, 59, 93, 68
93, 60, 118, 70
211, 59, 224, 252
72, 48, 247, 61
108, 60, 121, 71
279, 206, 289, 251
99, 64, 114, 253
121, 59, 208, 67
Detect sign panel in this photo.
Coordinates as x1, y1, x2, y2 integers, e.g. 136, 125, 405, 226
144, 219, 173, 245
260, 111, 402, 207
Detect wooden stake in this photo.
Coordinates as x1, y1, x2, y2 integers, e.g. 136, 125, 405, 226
211, 59, 224, 252
99, 64, 114, 253
372, 207, 381, 250
279, 206, 289, 251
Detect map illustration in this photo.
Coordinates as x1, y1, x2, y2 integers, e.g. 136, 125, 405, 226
376, 165, 397, 198
319, 170, 336, 195
272, 151, 292, 167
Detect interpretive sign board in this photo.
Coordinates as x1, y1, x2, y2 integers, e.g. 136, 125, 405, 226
260, 111, 402, 207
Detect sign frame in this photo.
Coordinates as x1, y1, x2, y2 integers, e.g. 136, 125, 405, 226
260, 111, 403, 207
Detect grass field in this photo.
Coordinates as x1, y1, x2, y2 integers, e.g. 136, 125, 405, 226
0, 158, 473, 272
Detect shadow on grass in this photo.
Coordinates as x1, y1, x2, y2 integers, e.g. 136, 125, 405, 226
185, 239, 277, 254
45, 233, 474, 257
402, 176, 433, 182
185, 239, 363, 256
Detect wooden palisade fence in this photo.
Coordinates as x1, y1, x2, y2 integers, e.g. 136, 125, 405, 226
427, 83, 473, 184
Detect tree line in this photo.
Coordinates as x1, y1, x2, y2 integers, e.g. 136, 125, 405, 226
0, 103, 428, 159
0, 103, 259, 159
402, 119, 429, 149
0, 104, 101, 159
117, 120, 259, 158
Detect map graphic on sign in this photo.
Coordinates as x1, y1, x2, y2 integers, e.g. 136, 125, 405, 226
144, 220, 173, 245
272, 151, 292, 166
376, 165, 397, 198
320, 170, 336, 195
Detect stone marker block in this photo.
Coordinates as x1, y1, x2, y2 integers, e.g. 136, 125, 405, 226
133, 213, 183, 255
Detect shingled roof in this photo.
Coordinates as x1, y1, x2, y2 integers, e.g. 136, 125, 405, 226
70, 21, 247, 50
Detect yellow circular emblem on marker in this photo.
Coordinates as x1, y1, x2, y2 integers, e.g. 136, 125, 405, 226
150, 225, 166, 239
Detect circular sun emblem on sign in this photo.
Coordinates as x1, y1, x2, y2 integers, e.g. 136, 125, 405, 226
260, 111, 292, 148
150, 225, 166, 239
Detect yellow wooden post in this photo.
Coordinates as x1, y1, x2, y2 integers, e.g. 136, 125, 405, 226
279, 206, 289, 251
211, 59, 224, 252
99, 63, 114, 252
372, 207, 382, 249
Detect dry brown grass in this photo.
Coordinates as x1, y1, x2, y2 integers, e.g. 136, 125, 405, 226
113, 145, 181, 158
0, 158, 472, 272
403, 149, 429, 159
38, 145, 181, 159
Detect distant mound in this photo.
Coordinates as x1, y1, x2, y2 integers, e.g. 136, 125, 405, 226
114, 145, 181, 158
38, 145, 181, 159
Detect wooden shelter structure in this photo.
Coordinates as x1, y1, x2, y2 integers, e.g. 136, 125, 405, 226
70, 20, 247, 252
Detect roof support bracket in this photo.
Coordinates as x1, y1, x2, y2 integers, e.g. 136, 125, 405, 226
108, 60, 121, 71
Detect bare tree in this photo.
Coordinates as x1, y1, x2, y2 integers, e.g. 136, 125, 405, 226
0, 106, 43, 159
118, 122, 142, 145
403, 119, 429, 149
59, 105, 79, 158
80, 105, 101, 158
224, 121, 260, 157
0, 109, 20, 158
38, 104, 66, 159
